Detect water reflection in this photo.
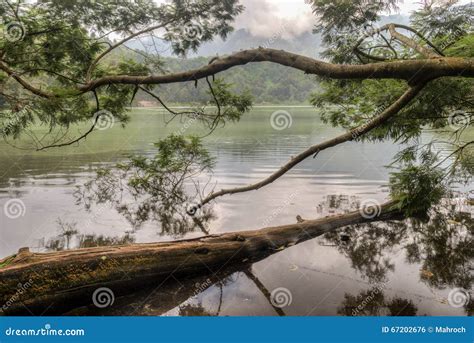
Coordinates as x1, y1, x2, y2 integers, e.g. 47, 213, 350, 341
405, 211, 472, 290
319, 194, 473, 316
2, 110, 472, 316
40, 219, 136, 251
338, 288, 418, 316
178, 303, 214, 316
38, 194, 472, 316
1, 109, 397, 259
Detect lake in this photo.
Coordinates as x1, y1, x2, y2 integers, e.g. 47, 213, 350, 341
0, 107, 472, 316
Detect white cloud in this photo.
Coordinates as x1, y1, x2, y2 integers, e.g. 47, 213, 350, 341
397, 0, 472, 14
232, 0, 473, 38
234, 0, 314, 38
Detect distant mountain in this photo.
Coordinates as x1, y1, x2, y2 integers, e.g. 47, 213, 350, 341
126, 28, 322, 58
134, 56, 319, 105
125, 14, 410, 104
190, 29, 322, 58
126, 14, 409, 58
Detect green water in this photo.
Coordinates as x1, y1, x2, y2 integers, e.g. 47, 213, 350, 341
0, 107, 471, 316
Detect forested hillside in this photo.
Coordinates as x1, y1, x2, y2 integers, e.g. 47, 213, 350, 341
134, 57, 319, 105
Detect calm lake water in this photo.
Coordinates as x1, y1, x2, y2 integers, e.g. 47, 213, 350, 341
0, 107, 472, 316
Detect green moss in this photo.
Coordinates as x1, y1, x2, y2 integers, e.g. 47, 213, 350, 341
0, 254, 167, 304
0, 255, 16, 269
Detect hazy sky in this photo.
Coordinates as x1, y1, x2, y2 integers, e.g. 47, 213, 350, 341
233, 0, 472, 38
153, 0, 472, 38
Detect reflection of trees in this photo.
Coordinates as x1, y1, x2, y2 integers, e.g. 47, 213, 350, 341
45, 233, 136, 251
178, 303, 214, 316
321, 195, 407, 283
177, 282, 225, 317
65, 264, 240, 316
43, 220, 136, 251
319, 194, 473, 315
46, 194, 472, 316
405, 210, 473, 290
325, 222, 405, 283
75, 136, 217, 238
338, 288, 418, 316
63, 261, 286, 316
243, 269, 286, 316
321, 195, 473, 291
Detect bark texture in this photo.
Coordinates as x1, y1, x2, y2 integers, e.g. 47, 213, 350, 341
79, 48, 474, 93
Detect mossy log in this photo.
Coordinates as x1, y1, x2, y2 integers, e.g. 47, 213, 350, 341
0, 201, 403, 315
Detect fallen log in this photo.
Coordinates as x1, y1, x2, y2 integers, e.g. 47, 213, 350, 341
0, 201, 403, 315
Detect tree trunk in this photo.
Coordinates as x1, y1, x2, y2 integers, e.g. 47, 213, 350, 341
0, 201, 403, 315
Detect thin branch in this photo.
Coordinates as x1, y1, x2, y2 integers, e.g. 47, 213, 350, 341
35, 120, 97, 151
354, 48, 390, 62
353, 23, 443, 59
199, 83, 427, 206
18, 68, 85, 84
85, 20, 175, 81
380, 33, 398, 59
388, 24, 439, 59
35, 91, 101, 151
205, 77, 223, 134
391, 23, 445, 56
137, 86, 196, 117
434, 141, 474, 169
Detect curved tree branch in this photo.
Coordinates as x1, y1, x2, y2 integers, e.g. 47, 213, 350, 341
3, 49, 473, 99
388, 23, 445, 56
35, 119, 98, 151
79, 48, 474, 92
138, 86, 197, 118
353, 23, 444, 60
0, 60, 53, 98
354, 47, 390, 62
387, 24, 439, 59
199, 82, 427, 206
